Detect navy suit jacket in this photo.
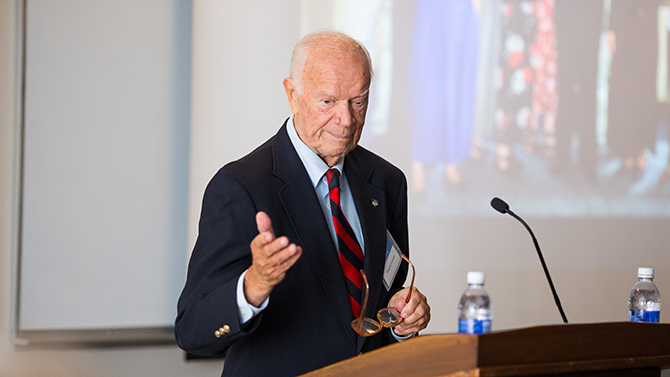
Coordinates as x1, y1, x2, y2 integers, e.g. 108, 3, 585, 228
175, 120, 409, 376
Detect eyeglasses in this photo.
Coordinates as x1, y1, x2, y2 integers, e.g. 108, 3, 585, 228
351, 253, 415, 337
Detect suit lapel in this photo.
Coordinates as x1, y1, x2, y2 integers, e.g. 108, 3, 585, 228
272, 123, 358, 350
345, 149, 388, 352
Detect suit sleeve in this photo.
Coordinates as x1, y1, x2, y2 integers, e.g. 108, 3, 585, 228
174, 169, 261, 356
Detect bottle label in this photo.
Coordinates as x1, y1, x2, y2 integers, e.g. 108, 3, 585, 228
629, 310, 660, 323
458, 318, 492, 334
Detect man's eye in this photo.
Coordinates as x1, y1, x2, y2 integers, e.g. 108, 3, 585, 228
323, 99, 333, 105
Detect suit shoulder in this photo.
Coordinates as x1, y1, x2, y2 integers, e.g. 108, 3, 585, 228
213, 136, 275, 183
350, 145, 406, 180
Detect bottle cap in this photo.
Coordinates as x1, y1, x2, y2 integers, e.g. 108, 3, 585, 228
467, 271, 485, 285
637, 267, 654, 279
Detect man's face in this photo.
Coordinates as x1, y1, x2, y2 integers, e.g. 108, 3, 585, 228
284, 50, 370, 167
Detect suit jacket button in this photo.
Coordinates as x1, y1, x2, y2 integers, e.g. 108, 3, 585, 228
214, 325, 231, 338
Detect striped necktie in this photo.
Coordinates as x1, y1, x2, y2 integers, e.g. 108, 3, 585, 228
326, 168, 365, 318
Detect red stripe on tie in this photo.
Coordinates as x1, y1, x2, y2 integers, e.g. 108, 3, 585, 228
333, 217, 365, 261
349, 295, 361, 317
331, 187, 341, 206
339, 252, 363, 290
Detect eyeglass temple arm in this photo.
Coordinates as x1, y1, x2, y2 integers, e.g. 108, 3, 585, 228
356, 269, 370, 332
400, 253, 415, 305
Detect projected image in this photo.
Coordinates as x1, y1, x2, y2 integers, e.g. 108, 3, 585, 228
303, 0, 670, 217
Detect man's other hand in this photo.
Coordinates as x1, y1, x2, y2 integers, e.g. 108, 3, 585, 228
388, 286, 431, 336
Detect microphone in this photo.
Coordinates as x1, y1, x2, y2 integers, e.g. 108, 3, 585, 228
491, 197, 509, 214
490, 197, 569, 324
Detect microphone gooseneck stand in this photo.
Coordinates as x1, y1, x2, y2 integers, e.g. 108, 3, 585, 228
491, 197, 569, 324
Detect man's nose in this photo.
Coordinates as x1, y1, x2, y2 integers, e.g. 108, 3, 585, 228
335, 102, 354, 127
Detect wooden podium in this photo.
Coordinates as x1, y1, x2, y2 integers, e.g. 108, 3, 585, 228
301, 322, 670, 377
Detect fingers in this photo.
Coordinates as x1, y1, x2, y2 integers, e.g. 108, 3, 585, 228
250, 234, 302, 285
256, 211, 275, 241
390, 287, 431, 336
252, 235, 302, 275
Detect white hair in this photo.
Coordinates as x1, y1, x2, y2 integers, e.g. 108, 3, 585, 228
288, 30, 373, 92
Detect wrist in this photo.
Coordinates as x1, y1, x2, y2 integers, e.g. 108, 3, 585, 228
243, 266, 274, 307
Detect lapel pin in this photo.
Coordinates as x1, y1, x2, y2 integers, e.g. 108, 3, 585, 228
372, 199, 379, 207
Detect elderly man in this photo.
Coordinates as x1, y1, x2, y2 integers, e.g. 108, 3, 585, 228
175, 30, 431, 377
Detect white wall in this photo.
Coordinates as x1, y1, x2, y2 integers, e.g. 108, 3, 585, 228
187, 0, 300, 249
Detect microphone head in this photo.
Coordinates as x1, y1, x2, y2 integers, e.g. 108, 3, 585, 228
491, 197, 509, 214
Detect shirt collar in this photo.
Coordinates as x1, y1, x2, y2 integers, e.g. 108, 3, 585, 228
287, 116, 345, 188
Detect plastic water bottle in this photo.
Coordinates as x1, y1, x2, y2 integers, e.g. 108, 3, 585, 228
458, 271, 492, 334
628, 267, 661, 323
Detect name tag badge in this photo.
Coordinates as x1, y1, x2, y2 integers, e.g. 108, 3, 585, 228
383, 230, 403, 291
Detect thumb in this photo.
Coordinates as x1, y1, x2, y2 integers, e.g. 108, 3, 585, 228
256, 211, 275, 238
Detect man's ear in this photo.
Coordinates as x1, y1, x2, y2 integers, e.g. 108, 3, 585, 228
283, 77, 298, 115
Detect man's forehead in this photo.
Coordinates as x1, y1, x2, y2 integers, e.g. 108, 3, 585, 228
306, 47, 369, 73
315, 87, 370, 98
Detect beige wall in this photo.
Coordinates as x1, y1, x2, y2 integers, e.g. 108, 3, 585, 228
0, 0, 13, 332
0, 0, 19, 361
